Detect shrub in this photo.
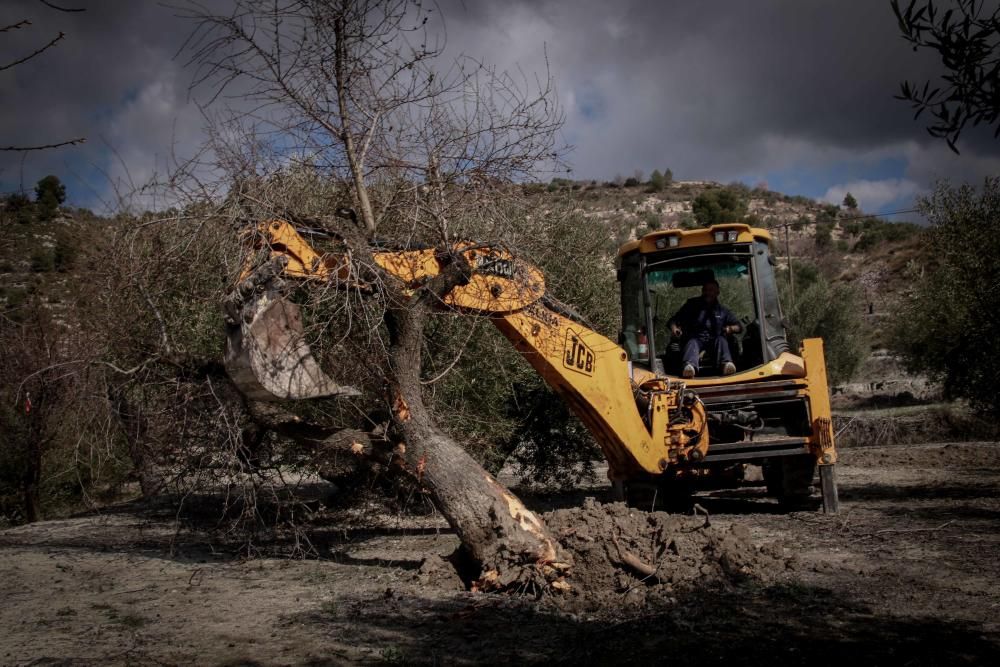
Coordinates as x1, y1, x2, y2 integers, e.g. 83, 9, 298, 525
815, 204, 839, 223
678, 213, 699, 229
853, 230, 882, 252
648, 169, 665, 192
882, 221, 920, 242
30, 249, 54, 273
642, 211, 661, 230
5, 193, 34, 225
779, 261, 867, 384
34, 175, 66, 222
842, 221, 862, 236
814, 223, 833, 249
691, 187, 748, 226
54, 234, 78, 272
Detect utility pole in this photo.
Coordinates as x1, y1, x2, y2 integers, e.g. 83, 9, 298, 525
784, 222, 795, 307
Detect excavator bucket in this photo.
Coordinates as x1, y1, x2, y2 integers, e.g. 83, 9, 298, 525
224, 288, 360, 402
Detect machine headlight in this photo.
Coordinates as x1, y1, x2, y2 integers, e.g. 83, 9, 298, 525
655, 237, 668, 249
727, 230, 738, 241
713, 231, 725, 242
668, 235, 680, 247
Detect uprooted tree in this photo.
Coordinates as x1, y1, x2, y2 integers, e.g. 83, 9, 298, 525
161, 0, 574, 585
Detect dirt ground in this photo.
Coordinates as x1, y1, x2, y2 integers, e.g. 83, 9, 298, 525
2, 441, 999, 666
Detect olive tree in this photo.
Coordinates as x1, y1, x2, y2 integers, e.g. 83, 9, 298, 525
779, 261, 867, 386
890, 177, 1000, 416
892, 0, 1000, 153
155, 0, 572, 585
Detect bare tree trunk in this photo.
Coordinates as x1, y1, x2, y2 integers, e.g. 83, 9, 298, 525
333, 11, 377, 235
384, 300, 565, 581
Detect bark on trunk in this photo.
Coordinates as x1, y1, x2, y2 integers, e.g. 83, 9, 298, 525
384, 299, 568, 584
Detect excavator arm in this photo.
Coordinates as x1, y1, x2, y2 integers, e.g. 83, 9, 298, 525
224, 219, 708, 481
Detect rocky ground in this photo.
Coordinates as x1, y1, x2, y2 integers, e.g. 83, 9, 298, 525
2, 441, 999, 666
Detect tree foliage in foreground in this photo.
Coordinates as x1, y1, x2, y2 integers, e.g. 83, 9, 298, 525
892, 0, 1000, 153
890, 177, 1000, 416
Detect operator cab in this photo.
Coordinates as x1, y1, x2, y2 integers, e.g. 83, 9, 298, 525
617, 224, 789, 378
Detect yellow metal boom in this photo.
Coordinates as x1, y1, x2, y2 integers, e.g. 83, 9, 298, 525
227, 219, 708, 481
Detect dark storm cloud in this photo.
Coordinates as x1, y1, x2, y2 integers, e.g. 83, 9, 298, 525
0, 0, 217, 206
445, 0, 931, 146
435, 0, 999, 208
1, 0, 996, 211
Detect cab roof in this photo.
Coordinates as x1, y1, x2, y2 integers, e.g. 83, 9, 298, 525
617, 223, 772, 257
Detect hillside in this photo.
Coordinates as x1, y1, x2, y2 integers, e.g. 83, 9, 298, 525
0, 203, 113, 328
1, 178, 926, 357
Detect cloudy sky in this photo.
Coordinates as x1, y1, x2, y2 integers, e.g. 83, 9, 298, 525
1, 0, 997, 216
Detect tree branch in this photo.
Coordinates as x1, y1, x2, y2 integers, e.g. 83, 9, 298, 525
38, 0, 86, 11
0, 31, 66, 71
0, 20, 32, 33
0, 137, 86, 152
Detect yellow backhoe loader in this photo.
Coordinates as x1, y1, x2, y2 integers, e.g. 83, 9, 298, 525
224, 217, 839, 513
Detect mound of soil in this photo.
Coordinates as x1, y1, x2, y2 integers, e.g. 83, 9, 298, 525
543, 499, 790, 613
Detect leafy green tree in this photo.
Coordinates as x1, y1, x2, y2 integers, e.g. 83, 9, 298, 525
691, 187, 748, 226
4, 193, 34, 225
853, 219, 920, 252
780, 261, 867, 385
889, 178, 1000, 416
34, 175, 66, 221
648, 169, 665, 192
428, 208, 617, 487
816, 204, 840, 223
814, 222, 834, 249
664, 168, 673, 185
843, 192, 858, 210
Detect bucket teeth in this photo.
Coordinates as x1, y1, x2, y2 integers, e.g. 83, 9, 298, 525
224, 283, 359, 401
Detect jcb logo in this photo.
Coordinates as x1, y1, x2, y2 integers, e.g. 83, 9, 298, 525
563, 329, 595, 376
473, 254, 516, 278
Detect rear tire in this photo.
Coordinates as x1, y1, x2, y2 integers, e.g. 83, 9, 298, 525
764, 455, 818, 509
612, 478, 693, 512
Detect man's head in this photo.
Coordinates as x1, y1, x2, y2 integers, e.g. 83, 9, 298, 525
702, 280, 720, 304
